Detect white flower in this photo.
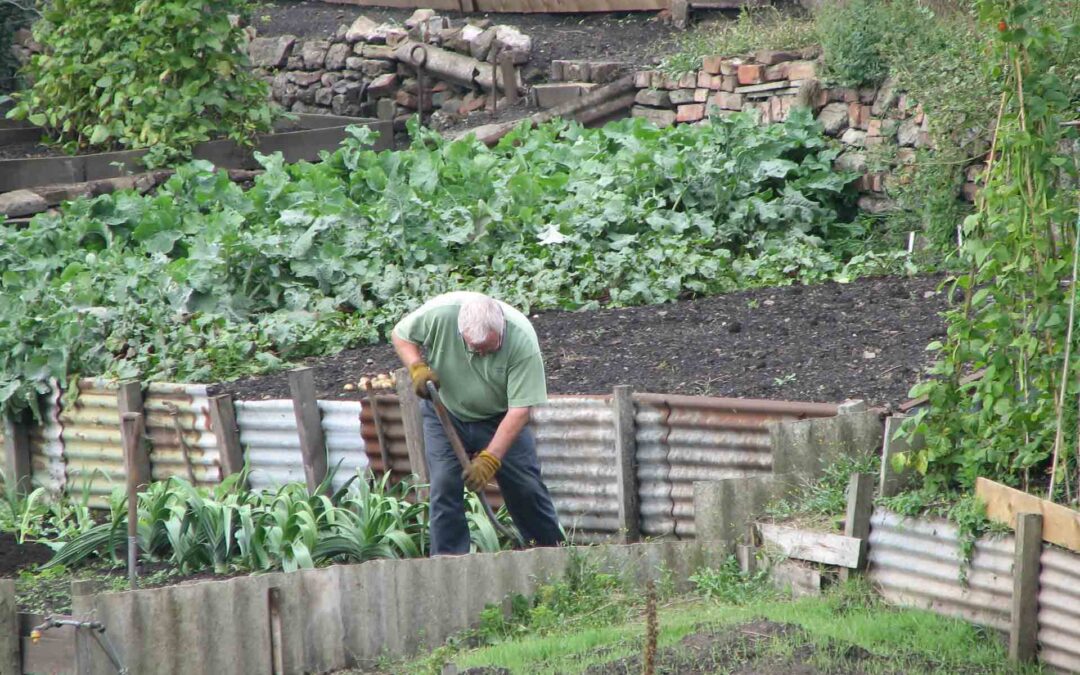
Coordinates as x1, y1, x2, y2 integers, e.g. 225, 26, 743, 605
537, 224, 568, 245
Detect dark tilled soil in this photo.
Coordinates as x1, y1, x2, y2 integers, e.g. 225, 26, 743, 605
214, 275, 952, 409
257, 1, 679, 76
0, 532, 54, 577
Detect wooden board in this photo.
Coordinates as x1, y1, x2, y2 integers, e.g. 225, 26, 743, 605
758, 523, 864, 568
976, 477, 1080, 554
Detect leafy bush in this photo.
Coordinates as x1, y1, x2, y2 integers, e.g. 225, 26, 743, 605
44, 470, 515, 574
6, 0, 276, 165
0, 112, 877, 417
690, 556, 774, 604
815, 0, 891, 87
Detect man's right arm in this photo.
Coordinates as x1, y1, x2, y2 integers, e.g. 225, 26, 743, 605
391, 330, 424, 368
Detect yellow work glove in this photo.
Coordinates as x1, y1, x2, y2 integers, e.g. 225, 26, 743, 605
463, 450, 501, 492
409, 361, 439, 399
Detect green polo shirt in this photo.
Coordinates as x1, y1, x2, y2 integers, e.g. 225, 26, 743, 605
393, 292, 548, 421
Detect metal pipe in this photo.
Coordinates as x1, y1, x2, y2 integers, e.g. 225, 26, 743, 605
425, 381, 524, 547
633, 392, 839, 418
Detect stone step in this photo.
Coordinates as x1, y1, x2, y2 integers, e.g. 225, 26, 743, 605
532, 82, 599, 109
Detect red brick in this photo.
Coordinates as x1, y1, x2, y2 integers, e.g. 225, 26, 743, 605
866, 119, 883, 137
737, 64, 764, 85
785, 60, 817, 80
634, 70, 653, 88
697, 71, 720, 90
679, 72, 698, 88
458, 95, 487, 115
676, 103, 706, 123
702, 56, 724, 75
720, 75, 737, 92
848, 102, 871, 130
694, 88, 710, 102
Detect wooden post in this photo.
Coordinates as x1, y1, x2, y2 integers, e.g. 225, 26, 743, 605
840, 472, 875, 582
120, 412, 144, 589
288, 368, 327, 494
613, 386, 640, 543
2, 413, 32, 497
880, 414, 919, 497
671, 0, 690, 30
376, 98, 396, 149
1010, 512, 1043, 663
737, 544, 756, 575
71, 580, 95, 675
0, 579, 17, 675
208, 394, 245, 481
498, 52, 519, 105
394, 368, 428, 484
116, 379, 151, 488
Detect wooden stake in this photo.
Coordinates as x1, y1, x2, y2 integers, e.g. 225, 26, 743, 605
289, 368, 327, 494
840, 472, 874, 582
120, 412, 144, 589
394, 367, 428, 485
208, 394, 245, 482
1, 413, 31, 497
613, 385, 640, 543
0, 580, 17, 675
1009, 512, 1042, 663
117, 379, 151, 489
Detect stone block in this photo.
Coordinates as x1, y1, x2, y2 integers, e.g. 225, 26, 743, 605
634, 70, 653, 88
300, 40, 330, 70
737, 63, 764, 85
668, 89, 697, 105
492, 26, 531, 64
470, 27, 497, 61
360, 59, 395, 77
677, 104, 705, 123
755, 49, 800, 65
871, 76, 898, 117
632, 106, 677, 128
248, 36, 295, 68
358, 44, 395, 60
710, 91, 743, 110
697, 72, 722, 90
321, 72, 343, 87
720, 75, 737, 92
769, 410, 882, 480
289, 70, 323, 87
590, 62, 626, 84
533, 83, 596, 108
858, 87, 877, 104
720, 60, 740, 76
897, 117, 920, 146
693, 475, 797, 546
404, 8, 435, 29
325, 43, 351, 71
857, 195, 893, 213
367, 73, 398, 98
764, 62, 789, 82
0, 190, 48, 217
314, 87, 333, 107
785, 61, 817, 81
345, 56, 364, 71
562, 61, 591, 82
678, 72, 698, 89
694, 88, 710, 102
828, 87, 858, 103
841, 128, 867, 147
834, 151, 868, 173
345, 15, 378, 43
634, 89, 670, 107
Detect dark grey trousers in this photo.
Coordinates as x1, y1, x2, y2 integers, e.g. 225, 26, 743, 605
421, 400, 564, 555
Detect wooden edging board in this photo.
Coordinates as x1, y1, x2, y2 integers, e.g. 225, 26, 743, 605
976, 477, 1080, 554
757, 522, 864, 569
0, 114, 390, 193
324, 0, 667, 10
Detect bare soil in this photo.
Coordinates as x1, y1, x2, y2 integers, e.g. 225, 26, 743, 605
213, 275, 952, 409
0, 532, 54, 577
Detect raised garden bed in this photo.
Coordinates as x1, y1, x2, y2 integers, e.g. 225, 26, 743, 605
0, 113, 392, 193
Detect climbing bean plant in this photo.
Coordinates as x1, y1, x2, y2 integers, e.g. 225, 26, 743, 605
898, 0, 1079, 500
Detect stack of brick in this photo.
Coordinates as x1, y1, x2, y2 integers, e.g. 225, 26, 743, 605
530, 59, 631, 108
247, 9, 532, 123
631, 48, 984, 208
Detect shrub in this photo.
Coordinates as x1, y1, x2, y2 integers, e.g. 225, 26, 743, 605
7, 0, 276, 166
815, 0, 891, 87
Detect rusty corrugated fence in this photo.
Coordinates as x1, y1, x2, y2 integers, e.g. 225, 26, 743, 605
1038, 545, 1080, 672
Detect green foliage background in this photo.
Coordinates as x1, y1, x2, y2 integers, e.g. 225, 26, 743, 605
6, 0, 275, 165
0, 112, 920, 418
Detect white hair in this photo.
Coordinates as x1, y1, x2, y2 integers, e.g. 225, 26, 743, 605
458, 296, 505, 344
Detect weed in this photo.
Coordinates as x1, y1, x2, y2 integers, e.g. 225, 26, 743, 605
689, 556, 774, 605
772, 373, 797, 386
767, 453, 881, 528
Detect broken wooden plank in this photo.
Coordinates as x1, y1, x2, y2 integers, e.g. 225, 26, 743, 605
758, 522, 864, 568
976, 477, 1080, 554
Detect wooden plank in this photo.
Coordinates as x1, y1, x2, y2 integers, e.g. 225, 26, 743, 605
322, 0, 461, 9
840, 472, 875, 582
1010, 512, 1042, 663
475, 0, 667, 11
0, 580, 17, 675
2, 414, 32, 496
289, 368, 328, 494
758, 523, 864, 569
117, 379, 151, 489
976, 477, 1080, 554
209, 394, 245, 480
613, 385, 640, 543
394, 367, 428, 485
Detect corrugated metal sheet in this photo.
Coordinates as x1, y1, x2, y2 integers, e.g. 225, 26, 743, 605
360, 394, 412, 481
634, 393, 837, 539
237, 399, 368, 492
144, 382, 220, 487
58, 379, 125, 507
1039, 545, 1080, 673
533, 396, 619, 543
27, 384, 66, 494
867, 509, 1014, 632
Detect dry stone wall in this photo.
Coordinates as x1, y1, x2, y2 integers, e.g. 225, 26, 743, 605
629, 49, 985, 209
246, 9, 531, 128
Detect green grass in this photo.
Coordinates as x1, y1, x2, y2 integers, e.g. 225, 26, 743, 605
407, 582, 1036, 674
